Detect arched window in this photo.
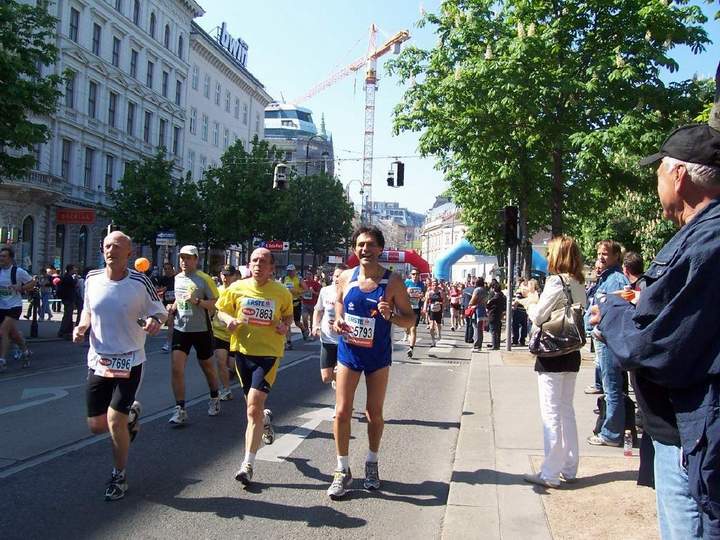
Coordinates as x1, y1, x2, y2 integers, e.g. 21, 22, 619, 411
132, 0, 140, 25
78, 225, 88, 271
149, 12, 156, 38
164, 24, 170, 48
178, 35, 184, 59
21, 216, 34, 271
55, 224, 66, 270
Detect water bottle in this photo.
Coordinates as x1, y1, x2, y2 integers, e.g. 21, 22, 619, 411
623, 430, 633, 456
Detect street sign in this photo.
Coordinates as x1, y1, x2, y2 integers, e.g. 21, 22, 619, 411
265, 240, 289, 251
327, 255, 344, 264
156, 232, 176, 247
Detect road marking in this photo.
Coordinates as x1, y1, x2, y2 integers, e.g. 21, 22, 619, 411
257, 406, 335, 463
0, 351, 317, 479
0, 384, 85, 416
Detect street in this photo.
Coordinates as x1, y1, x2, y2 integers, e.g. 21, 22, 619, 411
0, 327, 470, 539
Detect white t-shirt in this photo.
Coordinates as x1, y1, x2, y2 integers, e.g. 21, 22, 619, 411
314, 284, 338, 344
83, 268, 166, 369
0, 265, 32, 309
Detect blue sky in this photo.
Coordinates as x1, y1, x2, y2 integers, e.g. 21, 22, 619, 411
195, 1, 719, 214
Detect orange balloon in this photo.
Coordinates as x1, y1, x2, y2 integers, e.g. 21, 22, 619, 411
134, 257, 150, 272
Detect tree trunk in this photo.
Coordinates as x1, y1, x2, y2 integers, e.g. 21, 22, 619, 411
551, 149, 563, 236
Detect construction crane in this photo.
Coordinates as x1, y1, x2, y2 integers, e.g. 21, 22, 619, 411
290, 24, 410, 224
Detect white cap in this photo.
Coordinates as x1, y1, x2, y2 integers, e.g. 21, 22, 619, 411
238, 265, 252, 279
286, 264, 296, 271
179, 245, 199, 257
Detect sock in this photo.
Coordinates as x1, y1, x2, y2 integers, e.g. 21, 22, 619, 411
176, 400, 185, 408
244, 451, 256, 467
367, 450, 379, 463
112, 467, 126, 478
210, 390, 219, 399
337, 455, 349, 471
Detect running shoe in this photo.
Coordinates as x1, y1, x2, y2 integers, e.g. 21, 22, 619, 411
208, 397, 220, 416
128, 401, 142, 443
235, 462, 253, 485
327, 468, 352, 500
161, 344, 170, 353
286, 341, 294, 350
262, 409, 274, 444
104, 471, 128, 501
218, 388, 233, 401
0, 358, 6, 372
407, 348, 413, 358
364, 461, 380, 490
168, 405, 188, 426
21, 349, 32, 369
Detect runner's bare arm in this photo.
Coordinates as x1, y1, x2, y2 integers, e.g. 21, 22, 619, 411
73, 310, 91, 343
385, 274, 416, 329
333, 269, 352, 334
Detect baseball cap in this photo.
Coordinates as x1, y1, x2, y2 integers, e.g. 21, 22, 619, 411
639, 124, 720, 168
286, 264, 296, 271
179, 245, 199, 257
221, 264, 236, 275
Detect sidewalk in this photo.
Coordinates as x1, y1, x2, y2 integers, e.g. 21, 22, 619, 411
443, 346, 658, 540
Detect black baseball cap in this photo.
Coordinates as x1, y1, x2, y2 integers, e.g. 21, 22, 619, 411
221, 264, 236, 275
639, 124, 720, 168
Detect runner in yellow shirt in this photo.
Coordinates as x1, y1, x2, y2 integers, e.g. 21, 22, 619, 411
281, 264, 308, 348
216, 248, 293, 486
212, 265, 239, 401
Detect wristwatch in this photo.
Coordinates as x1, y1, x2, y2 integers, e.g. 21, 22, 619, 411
194, 298, 201, 306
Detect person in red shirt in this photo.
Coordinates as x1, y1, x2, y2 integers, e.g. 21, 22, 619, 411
301, 271, 322, 339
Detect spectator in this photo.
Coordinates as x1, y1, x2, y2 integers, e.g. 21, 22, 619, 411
511, 289, 528, 346
485, 281, 506, 350
462, 276, 476, 344
56, 264, 76, 340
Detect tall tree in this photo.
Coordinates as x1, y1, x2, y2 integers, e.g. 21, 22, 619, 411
0, 0, 64, 179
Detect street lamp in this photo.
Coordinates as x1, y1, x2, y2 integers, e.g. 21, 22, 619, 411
304, 133, 325, 176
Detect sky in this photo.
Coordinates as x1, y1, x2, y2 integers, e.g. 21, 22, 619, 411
194, 1, 720, 215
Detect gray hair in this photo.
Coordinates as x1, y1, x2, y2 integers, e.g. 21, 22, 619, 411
664, 157, 720, 188
104, 230, 133, 246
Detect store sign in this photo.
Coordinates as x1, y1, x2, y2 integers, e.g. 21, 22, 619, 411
217, 22, 248, 67
56, 209, 96, 224
379, 251, 405, 263
265, 240, 289, 251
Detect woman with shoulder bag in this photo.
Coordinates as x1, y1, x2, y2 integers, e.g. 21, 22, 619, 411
524, 235, 588, 488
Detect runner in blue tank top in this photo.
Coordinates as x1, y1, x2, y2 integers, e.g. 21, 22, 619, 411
327, 226, 416, 499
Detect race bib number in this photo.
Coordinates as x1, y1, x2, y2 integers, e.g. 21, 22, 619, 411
241, 298, 276, 326
431, 302, 443, 313
175, 281, 197, 316
285, 282, 294, 290
344, 314, 375, 348
302, 290, 314, 300
0, 286, 13, 297
93, 352, 134, 379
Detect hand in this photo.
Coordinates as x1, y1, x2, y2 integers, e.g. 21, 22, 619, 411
72, 326, 87, 343
143, 317, 161, 336
275, 321, 289, 335
589, 305, 602, 326
312, 327, 321, 338
227, 318, 242, 332
378, 295, 393, 320
334, 318, 352, 335
167, 304, 176, 315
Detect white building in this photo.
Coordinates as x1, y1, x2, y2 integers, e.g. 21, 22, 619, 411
184, 22, 272, 178
0, 0, 202, 272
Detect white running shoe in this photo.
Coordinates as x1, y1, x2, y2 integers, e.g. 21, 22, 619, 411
168, 405, 187, 426
128, 401, 142, 442
218, 388, 233, 401
208, 397, 220, 416
235, 462, 253, 485
327, 468, 353, 500
161, 344, 170, 353
262, 409, 274, 444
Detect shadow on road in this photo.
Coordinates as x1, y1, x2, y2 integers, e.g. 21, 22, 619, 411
451, 468, 638, 491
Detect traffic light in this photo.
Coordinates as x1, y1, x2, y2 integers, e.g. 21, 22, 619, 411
503, 206, 519, 247
386, 170, 395, 187
273, 163, 288, 190
395, 161, 404, 187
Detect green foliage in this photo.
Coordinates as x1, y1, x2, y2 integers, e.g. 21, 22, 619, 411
0, 0, 64, 178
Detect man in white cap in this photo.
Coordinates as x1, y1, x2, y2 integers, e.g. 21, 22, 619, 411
281, 264, 307, 349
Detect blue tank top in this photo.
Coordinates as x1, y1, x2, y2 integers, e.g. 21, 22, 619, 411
337, 267, 393, 371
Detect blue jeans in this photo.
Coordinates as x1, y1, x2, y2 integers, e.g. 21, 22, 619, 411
653, 440, 720, 539
596, 341, 624, 443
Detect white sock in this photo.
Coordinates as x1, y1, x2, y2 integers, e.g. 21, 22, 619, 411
337, 455, 349, 471
112, 467, 125, 478
367, 450, 379, 463
244, 451, 256, 467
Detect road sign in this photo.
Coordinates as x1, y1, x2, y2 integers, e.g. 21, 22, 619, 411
327, 255, 344, 264
156, 232, 176, 246
265, 240, 289, 251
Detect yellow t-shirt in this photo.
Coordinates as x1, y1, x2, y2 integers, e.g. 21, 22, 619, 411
216, 278, 293, 358
211, 284, 231, 342
282, 275, 303, 303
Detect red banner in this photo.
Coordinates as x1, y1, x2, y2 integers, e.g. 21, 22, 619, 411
56, 208, 96, 224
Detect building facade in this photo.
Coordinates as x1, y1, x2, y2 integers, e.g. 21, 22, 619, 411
1, 0, 203, 273
184, 21, 272, 178
370, 201, 424, 251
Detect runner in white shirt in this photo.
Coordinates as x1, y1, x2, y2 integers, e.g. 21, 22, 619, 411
312, 265, 347, 386
73, 231, 166, 501
0, 246, 35, 371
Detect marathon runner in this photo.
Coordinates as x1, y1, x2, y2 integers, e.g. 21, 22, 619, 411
156, 262, 175, 352
167, 245, 221, 425
403, 269, 426, 359
425, 279, 445, 347
328, 226, 415, 499
216, 248, 293, 486
301, 270, 321, 337
312, 265, 347, 386
282, 264, 307, 348
0, 247, 35, 371
212, 265, 239, 401
73, 231, 166, 501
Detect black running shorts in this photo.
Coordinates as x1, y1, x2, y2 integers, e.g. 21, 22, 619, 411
86, 364, 143, 417
413, 308, 422, 327
213, 336, 230, 352
319, 342, 338, 370
0, 307, 22, 324
292, 302, 302, 323
235, 353, 279, 395
430, 310, 443, 323
172, 330, 214, 361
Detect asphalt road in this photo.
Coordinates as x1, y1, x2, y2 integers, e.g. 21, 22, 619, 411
0, 326, 471, 539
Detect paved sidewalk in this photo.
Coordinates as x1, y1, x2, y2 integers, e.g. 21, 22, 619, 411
443, 347, 658, 540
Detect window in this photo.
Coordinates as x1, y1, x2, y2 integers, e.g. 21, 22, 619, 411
242, 103, 248, 125
234, 98, 240, 119
87, 81, 97, 119
223, 128, 229, 149
146, 61, 153, 88
203, 75, 210, 98
161, 71, 168, 97
69, 8, 79, 42
178, 35, 184, 59
34, 143, 42, 166
108, 92, 117, 127
214, 82, 221, 105
173, 126, 180, 155
61, 139, 72, 180
126, 101, 136, 135
115, 0, 122, 12
105, 154, 114, 190
212, 121, 219, 146
225, 91, 231, 113
112, 37, 121, 67
158, 118, 167, 149
84, 147, 94, 188
255, 113, 260, 133
191, 66, 198, 90
133, 0, 140, 25
144, 111, 152, 143
175, 80, 182, 106
189, 107, 197, 135
149, 12, 156, 38
187, 150, 195, 176
64, 71, 75, 108
201, 114, 208, 141
130, 49, 138, 78
163, 24, 170, 48
200, 155, 207, 171
92, 23, 101, 55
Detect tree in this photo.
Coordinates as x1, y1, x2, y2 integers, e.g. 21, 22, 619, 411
0, 1, 64, 179
388, 0, 711, 273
